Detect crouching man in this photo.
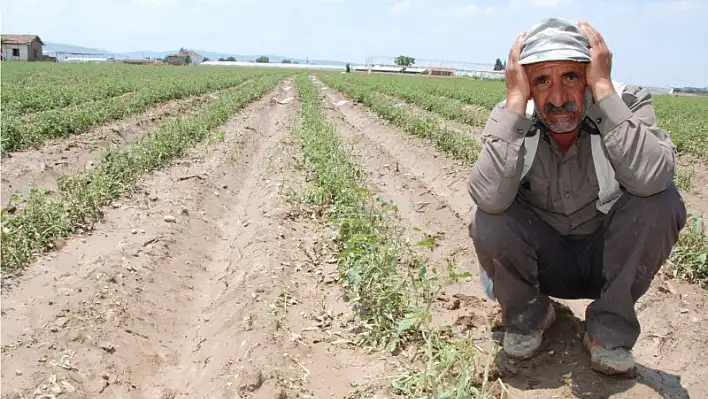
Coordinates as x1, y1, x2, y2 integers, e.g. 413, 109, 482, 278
467, 17, 687, 376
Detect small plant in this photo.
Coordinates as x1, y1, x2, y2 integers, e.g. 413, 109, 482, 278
667, 216, 708, 288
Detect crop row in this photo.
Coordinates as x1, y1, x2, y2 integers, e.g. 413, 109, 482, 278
294, 73, 500, 397
317, 72, 481, 164
372, 73, 506, 110
653, 95, 708, 160
1, 61, 136, 89
337, 73, 489, 127
0, 71, 290, 272
1, 63, 263, 115
1, 69, 265, 154
338, 72, 708, 162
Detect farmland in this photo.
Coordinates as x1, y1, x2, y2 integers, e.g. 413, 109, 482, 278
1, 61, 708, 398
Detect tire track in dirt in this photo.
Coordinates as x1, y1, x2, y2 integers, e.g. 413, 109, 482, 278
147, 91, 395, 397
319, 78, 708, 399
319, 92, 501, 381
1, 88, 229, 204
0, 81, 296, 397
676, 154, 708, 218
320, 94, 487, 300
319, 84, 475, 233
372, 91, 482, 141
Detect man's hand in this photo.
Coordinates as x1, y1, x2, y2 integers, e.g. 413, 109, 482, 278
578, 20, 615, 101
504, 31, 531, 116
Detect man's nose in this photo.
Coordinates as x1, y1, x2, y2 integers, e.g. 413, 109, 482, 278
548, 85, 566, 107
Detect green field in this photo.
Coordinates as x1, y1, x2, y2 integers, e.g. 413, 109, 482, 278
1, 62, 706, 284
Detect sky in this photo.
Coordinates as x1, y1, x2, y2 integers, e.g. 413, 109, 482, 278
1, 0, 706, 88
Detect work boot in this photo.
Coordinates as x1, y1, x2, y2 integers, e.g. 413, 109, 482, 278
583, 332, 636, 377
503, 302, 556, 360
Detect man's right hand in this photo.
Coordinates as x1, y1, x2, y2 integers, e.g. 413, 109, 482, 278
504, 31, 531, 116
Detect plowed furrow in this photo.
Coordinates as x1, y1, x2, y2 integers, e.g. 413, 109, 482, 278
0, 82, 298, 398
1, 90, 221, 203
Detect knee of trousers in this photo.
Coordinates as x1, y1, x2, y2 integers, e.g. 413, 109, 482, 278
468, 207, 517, 258
469, 208, 517, 302
617, 184, 688, 233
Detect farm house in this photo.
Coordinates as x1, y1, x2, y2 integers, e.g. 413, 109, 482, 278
166, 50, 204, 65
1, 34, 44, 61
428, 66, 456, 77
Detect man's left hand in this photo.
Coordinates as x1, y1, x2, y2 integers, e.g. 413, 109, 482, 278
578, 20, 615, 100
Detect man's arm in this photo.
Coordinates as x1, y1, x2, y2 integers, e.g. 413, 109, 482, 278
586, 85, 677, 197
467, 103, 533, 214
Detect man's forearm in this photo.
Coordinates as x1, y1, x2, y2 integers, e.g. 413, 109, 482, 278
468, 104, 532, 213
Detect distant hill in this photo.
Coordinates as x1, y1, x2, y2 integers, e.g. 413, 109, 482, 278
41, 41, 351, 66
44, 42, 111, 55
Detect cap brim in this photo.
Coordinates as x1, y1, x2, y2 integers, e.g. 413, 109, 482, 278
519, 49, 591, 65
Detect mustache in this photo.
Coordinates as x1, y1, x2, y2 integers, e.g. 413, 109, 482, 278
543, 101, 578, 113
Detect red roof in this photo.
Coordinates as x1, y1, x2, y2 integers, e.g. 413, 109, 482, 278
429, 66, 456, 71
1, 34, 43, 46
169, 50, 201, 57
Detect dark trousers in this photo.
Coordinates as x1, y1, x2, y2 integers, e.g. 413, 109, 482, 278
469, 184, 687, 350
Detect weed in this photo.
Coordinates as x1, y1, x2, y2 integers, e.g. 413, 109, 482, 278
668, 216, 708, 288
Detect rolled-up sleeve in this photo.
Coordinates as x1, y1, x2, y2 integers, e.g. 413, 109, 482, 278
467, 103, 533, 214
586, 86, 677, 197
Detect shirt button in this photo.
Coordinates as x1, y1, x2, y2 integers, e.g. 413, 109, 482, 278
565, 191, 571, 199
596, 117, 602, 123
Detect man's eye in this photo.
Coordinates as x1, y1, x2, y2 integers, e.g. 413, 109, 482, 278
535, 77, 549, 86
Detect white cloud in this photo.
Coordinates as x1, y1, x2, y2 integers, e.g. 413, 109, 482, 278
458, 3, 496, 15
197, 0, 256, 3
506, 0, 574, 9
529, 0, 570, 7
646, 0, 707, 13
391, 0, 411, 13
133, 0, 179, 6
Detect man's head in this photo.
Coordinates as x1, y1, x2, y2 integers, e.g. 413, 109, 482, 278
519, 17, 591, 134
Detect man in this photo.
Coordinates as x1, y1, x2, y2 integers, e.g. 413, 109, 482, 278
467, 17, 687, 376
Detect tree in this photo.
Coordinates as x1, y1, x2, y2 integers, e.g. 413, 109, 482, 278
394, 55, 415, 67
203, 57, 210, 62
346, 63, 351, 73
282, 59, 292, 63
255, 56, 269, 63
493, 58, 505, 71
226, 56, 236, 61
184, 55, 191, 64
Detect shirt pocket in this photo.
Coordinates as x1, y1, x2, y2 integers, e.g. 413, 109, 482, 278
521, 171, 552, 210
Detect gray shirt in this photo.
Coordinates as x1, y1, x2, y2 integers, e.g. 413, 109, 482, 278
467, 85, 677, 236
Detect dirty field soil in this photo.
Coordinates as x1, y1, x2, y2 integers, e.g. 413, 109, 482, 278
2, 74, 708, 399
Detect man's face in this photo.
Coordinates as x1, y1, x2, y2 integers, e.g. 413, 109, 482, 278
524, 60, 587, 134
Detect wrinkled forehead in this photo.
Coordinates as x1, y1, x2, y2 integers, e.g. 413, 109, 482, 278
524, 60, 586, 79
